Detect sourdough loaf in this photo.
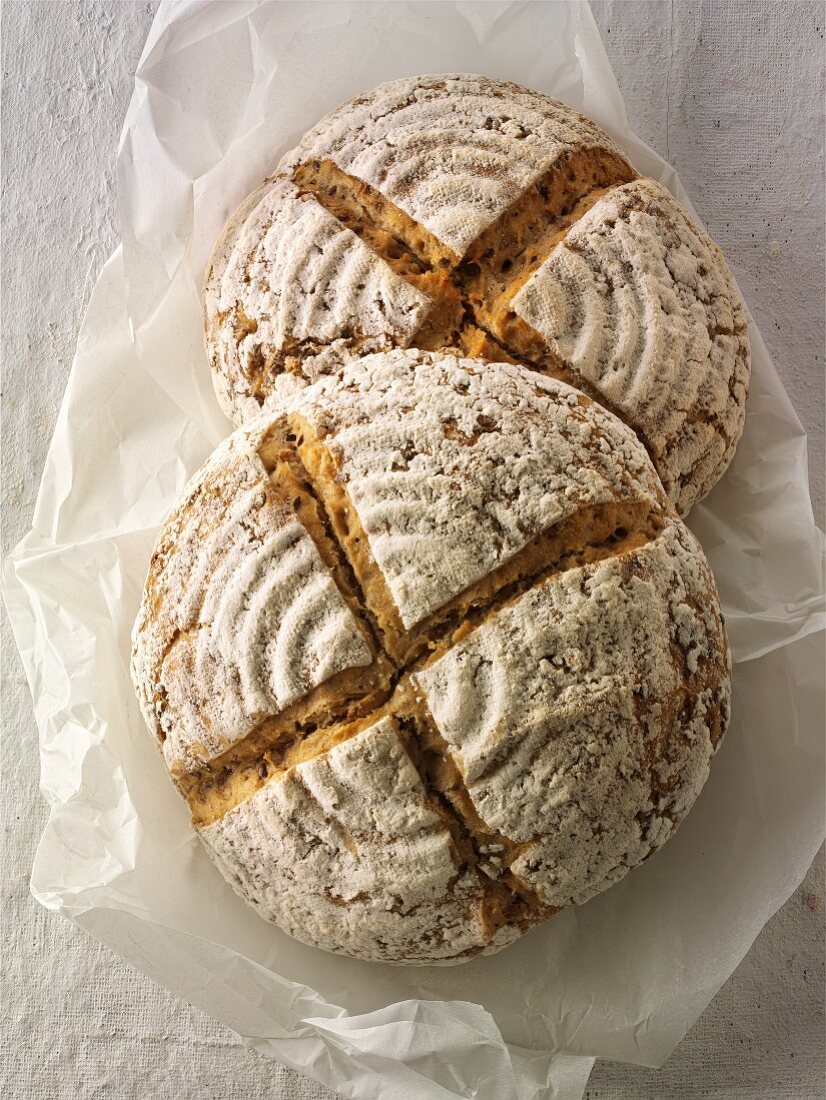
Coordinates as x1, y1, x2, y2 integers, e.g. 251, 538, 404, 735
204, 74, 750, 515
132, 350, 731, 965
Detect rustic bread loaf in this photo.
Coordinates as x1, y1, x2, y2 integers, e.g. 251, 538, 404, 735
204, 73, 750, 515
132, 349, 731, 965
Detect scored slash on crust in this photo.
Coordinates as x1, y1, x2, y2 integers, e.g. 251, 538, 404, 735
290, 147, 634, 373
158, 395, 667, 827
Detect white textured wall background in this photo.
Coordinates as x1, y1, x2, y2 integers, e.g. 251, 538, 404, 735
2, 3, 823, 1098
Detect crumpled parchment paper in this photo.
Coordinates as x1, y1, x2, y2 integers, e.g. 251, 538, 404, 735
3, 3, 824, 1098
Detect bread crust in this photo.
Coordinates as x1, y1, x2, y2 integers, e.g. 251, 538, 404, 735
132, 350, 731, 964
204, 74, 749, 514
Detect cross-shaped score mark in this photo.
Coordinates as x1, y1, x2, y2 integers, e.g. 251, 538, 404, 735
292, 146, 637, 391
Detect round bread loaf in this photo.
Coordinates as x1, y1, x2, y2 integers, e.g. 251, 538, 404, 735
204, 73, 750, 515
132, 349, 731, 965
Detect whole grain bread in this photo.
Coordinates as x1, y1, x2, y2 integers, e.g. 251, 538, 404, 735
132, 350, 731, 965
204, 74, 750, 515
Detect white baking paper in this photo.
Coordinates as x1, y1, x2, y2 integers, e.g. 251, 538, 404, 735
3, 3, 824, 1098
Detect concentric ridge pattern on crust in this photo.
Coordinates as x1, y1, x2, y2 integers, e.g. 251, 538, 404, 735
204, 73, 750, 515
132, 350, 731, 965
